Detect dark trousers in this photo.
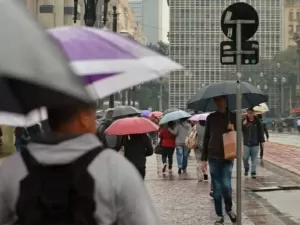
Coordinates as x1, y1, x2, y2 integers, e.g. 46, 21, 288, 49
260, 142, 264, 158
161, 147, 175, 169
136, 166, 146, 180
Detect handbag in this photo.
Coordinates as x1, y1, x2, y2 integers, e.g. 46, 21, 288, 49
154, 138, 163, 155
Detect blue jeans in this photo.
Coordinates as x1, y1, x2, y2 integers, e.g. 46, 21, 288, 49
243, 145, 259, 174
176, 146, 189, 170
209, 159, 234, 217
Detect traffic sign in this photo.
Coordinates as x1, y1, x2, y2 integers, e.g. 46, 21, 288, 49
220, 41, 259, 65
221, 2, 259, 41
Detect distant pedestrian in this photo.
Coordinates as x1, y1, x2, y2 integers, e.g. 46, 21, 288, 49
117, 134, 153, 179
194, 120, 208, 182
201, 95, 237, 225
242, 108, 265, 178
14, 127, 30, 152
168, 119, 191, 174
159, 122, 176, 173
257, 114, 269, 159
297, 119, 300, 133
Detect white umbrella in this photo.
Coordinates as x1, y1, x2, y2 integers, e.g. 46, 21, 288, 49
0, 108, 47, 127
253, 103, 269, 113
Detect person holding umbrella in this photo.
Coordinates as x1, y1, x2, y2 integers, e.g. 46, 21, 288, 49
159, 121, 176, 173
106, 117, 157, 179
168, 118, 191, 174
201, 96, 237, 224
242, 108, 265, 178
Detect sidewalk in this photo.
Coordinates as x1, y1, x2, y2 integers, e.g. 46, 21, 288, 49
264, 142, 300, 176
145, 154, 289, 225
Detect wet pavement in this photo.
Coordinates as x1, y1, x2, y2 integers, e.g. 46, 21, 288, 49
145, 152, 300, 225
269, 132, 300, 147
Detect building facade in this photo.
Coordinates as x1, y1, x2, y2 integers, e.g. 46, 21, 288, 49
129, 0, 163, 44
25, 0, 84, 28
283, 0, 300, 49
169, 0, 283, 112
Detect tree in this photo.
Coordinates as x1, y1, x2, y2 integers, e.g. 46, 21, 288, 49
134, 41, 170, 110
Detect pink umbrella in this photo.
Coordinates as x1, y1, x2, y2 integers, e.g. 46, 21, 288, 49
188, 113, 210, 121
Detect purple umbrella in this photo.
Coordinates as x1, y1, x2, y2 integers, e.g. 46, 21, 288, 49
48, 27, 182, 99
141, 110, 151, 117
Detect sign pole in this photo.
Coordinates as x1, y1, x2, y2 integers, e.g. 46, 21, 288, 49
236, 20, 242, 225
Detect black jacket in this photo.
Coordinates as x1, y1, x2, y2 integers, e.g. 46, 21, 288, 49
242, 116, 265, 147
119, 134, 153, 168
201, 111, 236, 161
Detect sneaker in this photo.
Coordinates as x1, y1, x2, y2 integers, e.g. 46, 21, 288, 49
203, 174, 208, 181
168, 166, 172, 172
178, 168, 182, 174
162, 163, 167, 173
182, 169, 187, 173
244, 170, 249, 176
214, 217, 224, 225
251, 172, 256, 179
227, 211, 237, 223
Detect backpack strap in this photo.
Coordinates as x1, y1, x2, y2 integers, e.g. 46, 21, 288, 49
72, 146, 103, 168
20, 148, 41, 172
21, 146, 104, 173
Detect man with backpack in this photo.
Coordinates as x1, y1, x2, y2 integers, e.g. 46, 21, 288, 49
0, 102, 161, 225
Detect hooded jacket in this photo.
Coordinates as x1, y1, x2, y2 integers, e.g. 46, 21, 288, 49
0, 134, 161, 225
168, 122, 191, 146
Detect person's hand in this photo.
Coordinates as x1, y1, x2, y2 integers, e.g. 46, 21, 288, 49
201, 161, 207, 171
266, 138, 269, 142
243, 119, 247, 125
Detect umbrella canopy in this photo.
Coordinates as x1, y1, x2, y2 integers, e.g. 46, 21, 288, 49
187, 81, 268, 112
0, 1, 91, 115
112, 106, 141, 119
253, 103, 269, 113
162, 108, 180, 117
188, 113, 210, 122
48, 27, 182, 100
141, 110, 151, 117
159, 110, 191, 125
150, 111, 163, 118
0, 108, 47, 127
105, 117, 158, 135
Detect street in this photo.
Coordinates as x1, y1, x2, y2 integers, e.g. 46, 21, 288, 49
145, 134, 300, 225
269, 132, 300, 147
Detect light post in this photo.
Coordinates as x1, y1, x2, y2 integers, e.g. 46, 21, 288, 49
274, 77, 278, 117
281, 77, 286, 116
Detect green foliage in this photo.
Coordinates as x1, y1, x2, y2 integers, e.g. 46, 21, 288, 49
273, 46, 298, 74
135, 41, 170, 110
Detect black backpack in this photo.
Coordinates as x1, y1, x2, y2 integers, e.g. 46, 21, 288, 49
16, 147, 103, 225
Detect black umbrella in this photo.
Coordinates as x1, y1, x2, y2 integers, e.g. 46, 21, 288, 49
112, 106, 141, 119
0, 1, 91, 115
187, 81, 268, 112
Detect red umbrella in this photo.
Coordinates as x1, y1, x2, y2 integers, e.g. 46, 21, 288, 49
105, 117, 159, 135
150, 111, 163, 118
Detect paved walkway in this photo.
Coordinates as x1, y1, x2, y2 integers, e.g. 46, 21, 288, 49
145, 153, 293, 225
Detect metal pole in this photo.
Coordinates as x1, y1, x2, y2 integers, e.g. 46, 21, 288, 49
235, 20, 242, 225
281, 81, 284, 116
132, 87, 136, 107
159, 78, 163, 111
108, 5, 117, 108
84, 0, 97, 27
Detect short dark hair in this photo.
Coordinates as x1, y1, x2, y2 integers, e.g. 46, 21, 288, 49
247, 108, 254, 112
47, 102, 96, 131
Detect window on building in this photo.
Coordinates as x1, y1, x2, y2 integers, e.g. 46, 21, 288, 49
297, 11, 300, 20
289, 25, 294, 35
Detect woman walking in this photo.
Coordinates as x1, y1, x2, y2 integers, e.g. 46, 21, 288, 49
169, 119, 191, 174
159, 122, 176, 173
117, 133, 153, 179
